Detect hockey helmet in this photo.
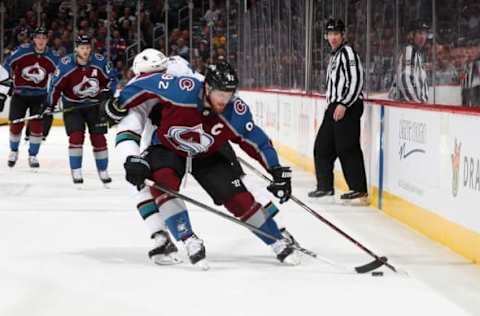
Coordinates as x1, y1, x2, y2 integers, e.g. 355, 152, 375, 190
325, 18, 345, 34
32, 26, 48, 37
132, 48, 168, 75
75, 34, 92, 46
204, 61, 239, 92
409, 20, 430, 33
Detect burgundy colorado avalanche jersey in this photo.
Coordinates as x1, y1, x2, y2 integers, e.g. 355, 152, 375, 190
3, 43, 60, 96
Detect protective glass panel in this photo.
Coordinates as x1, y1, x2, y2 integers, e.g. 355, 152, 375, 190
434, 0, 480, 107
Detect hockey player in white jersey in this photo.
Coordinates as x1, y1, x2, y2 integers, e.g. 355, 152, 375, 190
112, 49, 208, 268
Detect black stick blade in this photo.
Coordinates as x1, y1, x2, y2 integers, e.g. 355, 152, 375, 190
354, 256, 388, 274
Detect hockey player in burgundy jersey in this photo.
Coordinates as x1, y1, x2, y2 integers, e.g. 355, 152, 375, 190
47, 35, 118, 185
3, 27, 60, 168
111, 60, 301, 266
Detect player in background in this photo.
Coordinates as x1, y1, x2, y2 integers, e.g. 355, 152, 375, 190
3, 27, 60, 168
110, 60, 302, 267
0, 65, 11, 117
47, 35, 117, 185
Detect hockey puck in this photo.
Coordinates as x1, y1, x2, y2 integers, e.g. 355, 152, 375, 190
371, 271, 384, 276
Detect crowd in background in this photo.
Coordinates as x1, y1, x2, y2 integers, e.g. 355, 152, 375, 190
1, 0, 232, 88
0, 0, 479, 106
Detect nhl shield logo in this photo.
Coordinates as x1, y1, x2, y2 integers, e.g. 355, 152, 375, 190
73, 76, 100, 98
165, 124, 214, 155
21, 62, 47, 84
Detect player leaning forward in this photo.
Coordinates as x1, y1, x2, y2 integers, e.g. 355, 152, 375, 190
108, 60, 302, 266
4, 27, 60, 168
47, 35, 117, 184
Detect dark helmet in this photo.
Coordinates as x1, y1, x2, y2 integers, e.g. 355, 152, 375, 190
75, 34, 92, 46
32, 26, 48, 37
205, 61, 239, 92
409, 20, 430, 32
325, 18, 345, 34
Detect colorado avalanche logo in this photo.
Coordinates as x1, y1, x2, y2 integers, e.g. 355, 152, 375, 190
179, 78, 195, 91
21, 62, 47, 84
234, 99, 247, 115
165, 124, 214, 155
73, 76, 100, 98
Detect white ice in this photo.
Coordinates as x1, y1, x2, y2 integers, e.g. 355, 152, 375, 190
1, 127, 479, 316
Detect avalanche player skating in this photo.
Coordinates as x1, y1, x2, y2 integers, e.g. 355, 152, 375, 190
113, 49, 206, 265
109, 60, 302, 267
47, 35, 117, 185
4, 27, 60, 168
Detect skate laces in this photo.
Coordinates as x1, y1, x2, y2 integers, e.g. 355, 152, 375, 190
271, 239, 290, 255
184, 235, 203, 256
153, 231, 168, 247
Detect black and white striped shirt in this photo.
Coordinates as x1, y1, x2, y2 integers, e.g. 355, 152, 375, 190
396, 45, 429, 103
462, 59, 480, 90
326, 43, 364, 107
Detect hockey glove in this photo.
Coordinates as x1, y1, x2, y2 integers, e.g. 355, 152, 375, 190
41, 105, 54, 117
0, 93, 6, 112
267, 166, 292, 204
103, 97, 128, 125
124, 155, 151, 190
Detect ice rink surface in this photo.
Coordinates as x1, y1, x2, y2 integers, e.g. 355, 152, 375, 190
1, 127, 480, 316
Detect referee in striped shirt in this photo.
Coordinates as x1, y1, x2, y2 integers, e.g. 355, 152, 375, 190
394, 20, 430, 103
309, 18, 368, 205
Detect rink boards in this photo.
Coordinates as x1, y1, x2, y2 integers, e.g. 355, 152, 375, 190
240, 89, 480, 264
1, 89, 478, 263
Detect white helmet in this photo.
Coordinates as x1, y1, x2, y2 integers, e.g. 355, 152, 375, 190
132, 48, 168, 75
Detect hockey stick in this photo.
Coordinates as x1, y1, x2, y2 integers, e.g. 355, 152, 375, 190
144, 179, 322, 260
237, 156, 398, 274
0, 102, 100, 127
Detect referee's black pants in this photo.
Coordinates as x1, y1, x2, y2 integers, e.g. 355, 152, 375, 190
313, 99, 367, 193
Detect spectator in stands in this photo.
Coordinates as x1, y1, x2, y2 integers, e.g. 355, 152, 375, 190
435, 44, 459, 85
177, 37, 189, 60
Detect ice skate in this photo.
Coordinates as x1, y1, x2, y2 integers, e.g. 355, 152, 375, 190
28, 156, 40, 168
148, 231, 182, 265
8, 151, 18, 168
271, 239, 301, 266
71, 168, 84, 184
280, 227, 300, 247
340, 191, 369, 206
183, 234, 209, 270
98, 170, 112, 187
308, 189, 335, 204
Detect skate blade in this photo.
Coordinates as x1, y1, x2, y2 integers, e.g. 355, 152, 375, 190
152, 254, 183, 265
308, 196, 335, 205
341, 197, 369, 206
193, 259, 210, 271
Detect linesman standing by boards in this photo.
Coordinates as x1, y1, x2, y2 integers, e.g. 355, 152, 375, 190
308, 18, 368, 205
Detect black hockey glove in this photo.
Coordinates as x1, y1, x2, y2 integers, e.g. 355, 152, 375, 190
267, 166, 292, 204
41, 105, 54, 117
0, 93, 6, 112
103, 97, 127, 126
124, 155, 151, 190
